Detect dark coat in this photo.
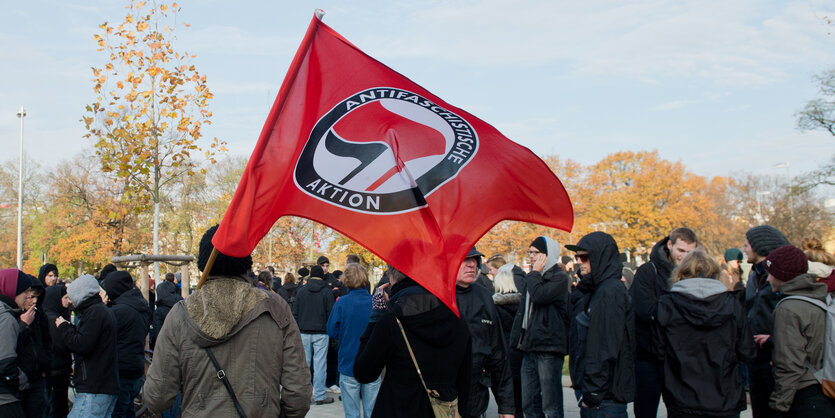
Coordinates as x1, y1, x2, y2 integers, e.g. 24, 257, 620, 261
354, 279, 471, 418
492, 291, 522, 380
570, 232, 635, 407
744, 262, 778, 362
509, 265, 570, 354
652, 278, 755, 416
630, 237, 674, 363
277, 282, 299, 306
111, 287, 151, 379
42, 285, 72, 377
55, 296, 119, 394
456, 284, 514, 415
151, 281, 183, 349
292, 278, 334, 333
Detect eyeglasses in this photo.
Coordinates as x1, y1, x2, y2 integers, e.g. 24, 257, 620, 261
575, 254, 589, 263
528, 250, 541, 256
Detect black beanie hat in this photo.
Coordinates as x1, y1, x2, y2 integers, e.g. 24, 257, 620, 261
317, 256, 330, 265
16, 272, 33, 297
197, 225, 253, 277
530, 236, 548, 255
298, 267, 310, 277
765, 245, 808, 282
746, 225, 790, 257
98, 264, 117, 283
310, 265, 324, 279
102, 271, 134, 301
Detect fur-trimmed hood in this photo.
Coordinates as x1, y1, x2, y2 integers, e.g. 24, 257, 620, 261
185, 276, 268, 342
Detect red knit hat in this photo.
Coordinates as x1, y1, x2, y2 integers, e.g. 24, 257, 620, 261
764, 245, 808, 282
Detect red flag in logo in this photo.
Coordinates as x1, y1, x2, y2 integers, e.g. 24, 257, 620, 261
212, 13, 573, 314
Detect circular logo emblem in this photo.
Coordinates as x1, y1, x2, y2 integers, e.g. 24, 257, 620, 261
294, 87, 478, 214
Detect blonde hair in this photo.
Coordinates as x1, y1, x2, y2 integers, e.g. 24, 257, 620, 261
670, 250, 721, 284
487, 255, 507, 270
343, 264, 369, 290
801, 237, 835, 265
493, 264, 517, 294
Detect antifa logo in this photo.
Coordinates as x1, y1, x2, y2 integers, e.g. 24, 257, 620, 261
294, 87, 478, 214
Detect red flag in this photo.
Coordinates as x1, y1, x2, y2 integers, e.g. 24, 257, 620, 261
212, 13, 573, 314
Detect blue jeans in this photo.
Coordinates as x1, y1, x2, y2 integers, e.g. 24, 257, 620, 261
581, 400, 628, 418
340, 374, 381, 418
633, 359, 662, 418
68, 393, 117, 418
113, 376, 144, 418
302, 333, 329, 401
521, 352, 564, 418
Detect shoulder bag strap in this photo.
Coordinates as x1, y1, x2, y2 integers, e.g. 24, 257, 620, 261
395, 317, 433, 396
205, 347, 248, 418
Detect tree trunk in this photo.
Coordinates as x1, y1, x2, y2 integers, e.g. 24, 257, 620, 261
154, 200, 160, 286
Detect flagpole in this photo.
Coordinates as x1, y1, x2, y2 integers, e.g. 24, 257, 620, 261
196, 247, 219, 290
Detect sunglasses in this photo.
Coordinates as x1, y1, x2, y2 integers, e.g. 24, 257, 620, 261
575, 254, 589, 263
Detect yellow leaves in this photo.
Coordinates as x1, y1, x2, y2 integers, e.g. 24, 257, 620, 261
136, 21, 149, 32
137, 1, 146, 8
96, 75, 107, 84
106, 63, 114, 71
116, 81, 124, 89
160, 4, 168, 12
83, 116, 94, 126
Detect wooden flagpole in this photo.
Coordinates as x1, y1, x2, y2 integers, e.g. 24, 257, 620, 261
196, 247, 219, 290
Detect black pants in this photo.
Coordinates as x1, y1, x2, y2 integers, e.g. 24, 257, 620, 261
20, 380, 45, 418
326, 337, 339, 388
748, 361, 777, 418
785, 384, 835, 418
48, 374, 71, 418
634, 359, 663, 418
667, 409, 739, 418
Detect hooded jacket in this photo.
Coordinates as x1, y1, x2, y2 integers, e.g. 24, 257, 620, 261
55, 294, 119, 394
770, 274, 829, 412
277, 282, 298, 306
744, 262, 779, 362
143, 276, 312, 417
630, 237, 674, 362
292, 277, 334, 333
151, 280, 183, 349
570, 232, 635, 407
509, 236, 570, 354
107, 281, 151, 380
354, 278, 472, 417
456, 283, 515, 415
652, 278, 755, 416
42, 285, 72, 377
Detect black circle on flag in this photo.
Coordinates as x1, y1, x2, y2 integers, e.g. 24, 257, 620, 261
294, 87, 479, 214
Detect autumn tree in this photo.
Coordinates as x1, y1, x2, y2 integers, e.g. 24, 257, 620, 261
796, 69, 835, 189
83, 0, 225, 282
0, 156, 45, 268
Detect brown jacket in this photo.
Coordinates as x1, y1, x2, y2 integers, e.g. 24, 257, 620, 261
769, 274, 828, 412
143, 276, 311, 417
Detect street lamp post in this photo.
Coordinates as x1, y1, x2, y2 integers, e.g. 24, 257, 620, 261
773, 162, 794, 241
16, 106, 26, 269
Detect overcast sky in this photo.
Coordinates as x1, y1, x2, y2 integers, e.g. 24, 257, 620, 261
1, 0, 833, 185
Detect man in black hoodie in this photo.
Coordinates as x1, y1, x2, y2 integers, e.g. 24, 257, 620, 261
629, 227, 697, 418
567, 232, 635, 418
455, 247, 515, 418
151, 273, 183, 349
509, 235, 570, 418
103, 271, 151, 417
742, 225, 790, 418
55, 274, 119, 416
293, 265, 335, 405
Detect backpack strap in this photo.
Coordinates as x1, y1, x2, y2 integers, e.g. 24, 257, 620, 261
205, 347, 248, 418
395, 317, 439, 400
776, 295, 827, 311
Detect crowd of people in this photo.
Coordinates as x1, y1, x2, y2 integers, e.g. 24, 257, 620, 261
1, 223, 834, 418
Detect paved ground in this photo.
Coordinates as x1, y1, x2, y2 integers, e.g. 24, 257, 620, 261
309, 377, 754, 417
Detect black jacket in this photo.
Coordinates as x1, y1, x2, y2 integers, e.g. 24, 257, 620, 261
354, 279, 471, 417
652, 278, 755, 416
570, 232, 635, 407
493, 291, 522, 379
630, 237, 674, 362
456, 284, 514, 415
509, 265, 570, 354
277, 282, 299, 306
56, 295, 119, 394
292, 278, 334, 333
151, 281, 182, 349
42, 285, 72, 377
744, 262, 777, 362
111, 287, 151, 379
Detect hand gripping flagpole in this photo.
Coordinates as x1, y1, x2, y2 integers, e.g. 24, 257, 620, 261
196, 247, 219, 290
